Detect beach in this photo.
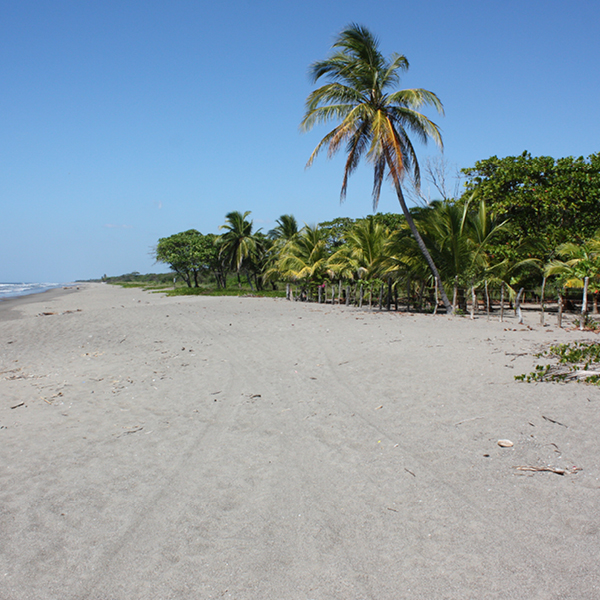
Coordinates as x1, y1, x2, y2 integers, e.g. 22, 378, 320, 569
1, 282, 599, 599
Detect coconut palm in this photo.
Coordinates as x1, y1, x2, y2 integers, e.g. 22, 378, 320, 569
274, 225, 330, 298
329, 217, 390, 307
546, 236, 600, 327
301, 23, 452, 313
268, 214, 299, 242
219, 211, 261, 289
329, 217, 389, 280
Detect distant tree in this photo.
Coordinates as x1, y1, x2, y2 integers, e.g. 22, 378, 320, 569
156, 230, 219, 287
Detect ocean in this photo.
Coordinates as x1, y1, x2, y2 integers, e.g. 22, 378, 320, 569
0, 282, 72, 300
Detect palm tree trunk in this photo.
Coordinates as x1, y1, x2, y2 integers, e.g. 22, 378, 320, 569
516, 287, 524, 324
452, 276, 458, 312
433, 276, 439, 315
359, 284, 364, 308
581, 276, 589, 330
392, 179, 453, 314
338, 280, 343, 305
379, 282, 384, 310
485, 280, 490, 321
558, 291, 563, 327
470, 285, 476, 320
345, 285, 350, 306
500, 283, 505, 323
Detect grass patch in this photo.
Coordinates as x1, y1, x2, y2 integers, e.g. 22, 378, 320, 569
164, 287, 286, 298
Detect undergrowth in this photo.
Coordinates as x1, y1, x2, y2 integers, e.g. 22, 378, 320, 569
515, 341, 600, 385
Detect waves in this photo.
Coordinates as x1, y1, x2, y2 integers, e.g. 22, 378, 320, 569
0, 282, 70, 300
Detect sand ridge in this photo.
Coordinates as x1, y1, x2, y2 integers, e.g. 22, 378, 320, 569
1, 283, 599, 599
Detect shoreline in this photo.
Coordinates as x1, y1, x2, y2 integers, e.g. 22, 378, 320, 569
0, 285, 82, 321
1, 283, 599, 599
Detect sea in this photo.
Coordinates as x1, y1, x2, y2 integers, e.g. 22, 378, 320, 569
0, 282, 72, 301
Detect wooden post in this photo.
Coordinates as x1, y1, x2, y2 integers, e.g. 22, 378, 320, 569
539, 276, 546, 325
558, 291, 563, 328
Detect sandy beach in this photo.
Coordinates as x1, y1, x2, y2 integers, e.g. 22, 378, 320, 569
1, 283, 599, 600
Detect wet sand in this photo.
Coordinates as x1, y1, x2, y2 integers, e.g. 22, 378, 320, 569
1, 283, 599, 599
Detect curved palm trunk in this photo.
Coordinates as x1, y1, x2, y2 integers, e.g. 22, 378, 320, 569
392, 179, 453, 314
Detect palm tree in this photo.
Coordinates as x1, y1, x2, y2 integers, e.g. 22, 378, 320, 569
546, 236, 600, 328
219, 211, 260, 289
273, 225, 330, 299
268, 214, 299, 242
301, 24, 453, 313
329, 217, 390, 307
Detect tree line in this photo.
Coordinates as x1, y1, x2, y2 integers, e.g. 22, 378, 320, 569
156, 24, 599, 324
155, 150, 600, 323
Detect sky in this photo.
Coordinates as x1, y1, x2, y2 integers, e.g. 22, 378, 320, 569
2, 0, 599, 282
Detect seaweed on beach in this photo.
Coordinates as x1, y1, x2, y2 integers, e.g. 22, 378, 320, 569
515, 341, 600, 385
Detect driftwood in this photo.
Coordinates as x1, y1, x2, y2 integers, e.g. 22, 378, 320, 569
513, 465, 581, 476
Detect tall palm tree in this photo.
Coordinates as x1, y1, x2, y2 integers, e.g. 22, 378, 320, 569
219, 211, 260, 289
301, 23, 453, 313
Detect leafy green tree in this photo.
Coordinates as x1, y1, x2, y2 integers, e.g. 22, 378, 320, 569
462, 152, 600, 254
318, 217, 356, 251
301, 24, 452, 313
156, 230, 220, 287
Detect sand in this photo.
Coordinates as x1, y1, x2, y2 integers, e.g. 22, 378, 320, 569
1, 283, 599, 600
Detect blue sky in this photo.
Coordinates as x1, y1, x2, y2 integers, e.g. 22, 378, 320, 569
2, 0, 599, 282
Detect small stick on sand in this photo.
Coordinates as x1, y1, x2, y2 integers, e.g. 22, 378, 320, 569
514, 465, 581, 476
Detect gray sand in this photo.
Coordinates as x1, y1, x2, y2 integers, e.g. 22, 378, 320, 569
1, 283, 599, 599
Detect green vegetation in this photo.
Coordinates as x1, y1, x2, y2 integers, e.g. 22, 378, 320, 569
99, 272, 174, 289
516, 341, 600, 385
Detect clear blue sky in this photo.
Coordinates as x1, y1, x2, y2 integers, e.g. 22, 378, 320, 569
2, 0, 598, 282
